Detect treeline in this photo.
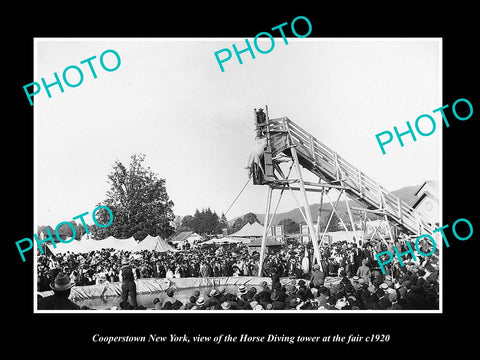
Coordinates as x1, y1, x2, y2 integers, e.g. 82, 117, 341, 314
174, 210, 345, 237
36, 223, 95, 242
176, 210, 262, 237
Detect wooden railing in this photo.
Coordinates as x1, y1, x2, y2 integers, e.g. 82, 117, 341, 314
268, 117, 433, 236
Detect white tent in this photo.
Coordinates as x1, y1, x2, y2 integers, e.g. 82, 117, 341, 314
47, 236, 139, 254
101, 236, 138, 251
229, 222, 265, 238
47, 239, 92, 255
133, 235, 178, 253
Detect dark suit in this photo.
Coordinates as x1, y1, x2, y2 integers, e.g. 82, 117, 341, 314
388, 303, 403, 310
121, 265, 138, 307
362, 249, 373, 264
377, 295, 392, 310
271, 300, 286, 310
353, 248, 363, 273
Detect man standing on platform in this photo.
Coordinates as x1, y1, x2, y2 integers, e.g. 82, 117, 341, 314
120, 257, 138, 308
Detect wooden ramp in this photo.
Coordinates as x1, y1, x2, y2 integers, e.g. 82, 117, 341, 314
262, 116, 434, 237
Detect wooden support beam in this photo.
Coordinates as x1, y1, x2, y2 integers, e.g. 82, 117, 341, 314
314, 182, 325, 242
290, 145, 322, 269
319, 190, 343, 247
356, 168, 363, 198
271, 185, 331, 193
258, 186, 273, 277
309, 134, 316, 167
397, 198, 403, 224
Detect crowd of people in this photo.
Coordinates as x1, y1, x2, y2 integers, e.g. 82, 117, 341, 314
37, 237, 440, 311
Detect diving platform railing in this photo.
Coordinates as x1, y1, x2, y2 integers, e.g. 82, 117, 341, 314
264, 116, 434, 237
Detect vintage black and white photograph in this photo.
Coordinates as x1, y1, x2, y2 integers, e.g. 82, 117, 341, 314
33, 38, 442, 313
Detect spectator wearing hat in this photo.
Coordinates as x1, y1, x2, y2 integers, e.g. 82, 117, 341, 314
162, 289, 176, 308
387, 292, 402, 310
377, 288, 392, 310
237, 284, 248, 301
287, 298, 298, 309
221, 301, 232, 310
38, 273, 80, 310
249, 300, 260, 310
192, 289, 201, 300
310, 264, 325, 287
270, 266, 281, 290
153, 298, 162, 310
256, 281, 272, 306
184, 296, 197, 310
371, 269, 384, 287
245, 287, 257, 302
356, 259, 371, 283
284, 284, 299, 306
120, 257, 138, 308
194, 296, 206, 310
271, 291, 285, 310
171, 300, 184, 310
236, 299, 247, 310
298, 280, 314, 300
205, 289, 222, 309
315, 286, 329, 308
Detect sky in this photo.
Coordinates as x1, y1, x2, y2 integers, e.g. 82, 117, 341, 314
34, 38, 441, 227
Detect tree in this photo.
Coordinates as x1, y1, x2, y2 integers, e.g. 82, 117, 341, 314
172, 215, 183, 230
243, 212, 260, 225
178, 215, 195, 232
228, 212, 260, 234
190, 207, 220, 236
230, 217, 245, 234
278, 218, 298, 234
92, 153, 175, 240
215, 213, 228, 234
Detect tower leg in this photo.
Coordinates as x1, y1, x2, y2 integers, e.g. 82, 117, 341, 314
290, 147, 322, 270
258, 186, 273, 277
343, 190, 359, 245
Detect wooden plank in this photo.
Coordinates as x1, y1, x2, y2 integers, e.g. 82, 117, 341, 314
285, 118, 433, 235
291, 129, 311, 146
309, 134, 316, 166
357, 169, 363, 198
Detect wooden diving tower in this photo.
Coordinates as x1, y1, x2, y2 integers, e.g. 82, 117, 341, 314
249, 106, 435, 276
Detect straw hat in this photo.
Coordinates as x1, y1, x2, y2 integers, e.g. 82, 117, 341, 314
221, 301, 231, 310
379, 283, 389, 291
50, 273, 74, 291
196, 296, 205, 306
250, 301, 259, 309
238, 284, 247, 295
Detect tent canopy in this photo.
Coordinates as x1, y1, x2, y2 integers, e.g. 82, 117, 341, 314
46, 235, 178, 254
229, 222, 265, 238
133, 235, 178, 252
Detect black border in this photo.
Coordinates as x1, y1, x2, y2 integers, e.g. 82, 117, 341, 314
7, 4, 479, 353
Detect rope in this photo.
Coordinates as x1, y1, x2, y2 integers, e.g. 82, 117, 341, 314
224, 177, 251, 217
